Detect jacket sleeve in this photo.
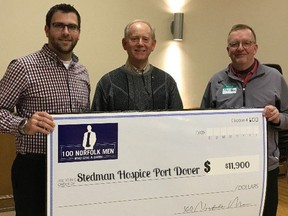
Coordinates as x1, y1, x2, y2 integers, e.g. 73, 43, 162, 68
168, 81, 183, 110
278, 76, 288, 129
91, 81, 108, 111
200, 82, 215, 109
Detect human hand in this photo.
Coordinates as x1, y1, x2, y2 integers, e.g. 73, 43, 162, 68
263, 105, 280, 124
24, 112, 55, 135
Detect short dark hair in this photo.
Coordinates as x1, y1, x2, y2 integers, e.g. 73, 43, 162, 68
228, 24, 257, 42
46, 4, 81, 29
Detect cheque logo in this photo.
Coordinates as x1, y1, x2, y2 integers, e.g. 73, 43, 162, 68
82, 125, 97, 150
58, 123, 118, 163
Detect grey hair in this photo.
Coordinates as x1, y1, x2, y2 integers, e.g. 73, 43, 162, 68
124, 20, 156, 40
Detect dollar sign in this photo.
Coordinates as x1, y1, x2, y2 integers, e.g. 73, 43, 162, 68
204, 160, 211, 173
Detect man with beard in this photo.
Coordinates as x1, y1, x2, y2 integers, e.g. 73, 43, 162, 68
0, 4, 90, 215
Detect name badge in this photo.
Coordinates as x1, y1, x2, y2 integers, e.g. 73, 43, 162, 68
222, 85, 237, 95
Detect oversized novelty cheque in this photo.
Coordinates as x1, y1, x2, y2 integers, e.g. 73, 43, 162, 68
47, 109, 267, 216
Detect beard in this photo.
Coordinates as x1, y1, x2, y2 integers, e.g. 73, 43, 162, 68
50, 38, 78, 55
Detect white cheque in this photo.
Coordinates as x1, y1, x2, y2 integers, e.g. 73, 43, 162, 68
47, 109, 267, 216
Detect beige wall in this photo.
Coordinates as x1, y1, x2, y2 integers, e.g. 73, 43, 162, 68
1, 0, 288, 109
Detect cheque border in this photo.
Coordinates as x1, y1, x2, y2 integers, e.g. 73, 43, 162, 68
47, 108, 267, 216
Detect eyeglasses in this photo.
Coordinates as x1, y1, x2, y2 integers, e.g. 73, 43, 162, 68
51, 22, 79, 32
228, 40, 255, 49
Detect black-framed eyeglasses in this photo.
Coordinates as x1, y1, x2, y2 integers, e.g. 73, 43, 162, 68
228, 40, 255, 49
51, 22, 79, 32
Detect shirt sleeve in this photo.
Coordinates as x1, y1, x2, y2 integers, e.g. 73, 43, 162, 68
0, 59, 28, 134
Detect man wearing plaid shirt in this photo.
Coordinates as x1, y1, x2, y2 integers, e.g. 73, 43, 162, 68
0, 4, 90, 216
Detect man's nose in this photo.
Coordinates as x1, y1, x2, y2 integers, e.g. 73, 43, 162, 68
237, 42, 245, 50
62, 26, 70, 34
137, 38, 144, 45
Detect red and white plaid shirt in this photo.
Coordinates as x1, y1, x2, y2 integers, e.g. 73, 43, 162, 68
0, 44, 90, 154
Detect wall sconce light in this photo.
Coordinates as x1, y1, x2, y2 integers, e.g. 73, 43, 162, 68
171, 13, 184, 41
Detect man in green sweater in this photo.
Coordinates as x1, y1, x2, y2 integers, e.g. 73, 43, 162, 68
91, 20, 183, 111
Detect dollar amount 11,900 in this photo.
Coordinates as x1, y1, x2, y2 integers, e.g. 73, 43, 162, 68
225, 161, 250, 170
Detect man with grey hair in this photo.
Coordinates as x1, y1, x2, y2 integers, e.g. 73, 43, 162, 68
91, 20, 183, 111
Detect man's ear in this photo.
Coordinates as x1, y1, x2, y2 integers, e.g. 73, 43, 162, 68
151, 39, 156, 51
122, 38, 127, 50
44, 25, 49, 37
